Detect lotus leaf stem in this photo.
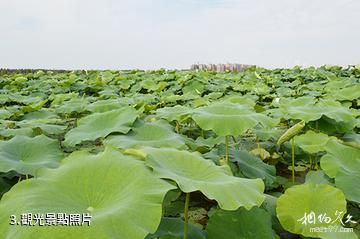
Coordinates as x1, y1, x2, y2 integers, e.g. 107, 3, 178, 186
184, 193, 190, 239
225, 135, 229, 163
291, 137, 295, 183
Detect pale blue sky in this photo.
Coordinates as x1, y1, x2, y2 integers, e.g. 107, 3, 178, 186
0, 0, 359, 69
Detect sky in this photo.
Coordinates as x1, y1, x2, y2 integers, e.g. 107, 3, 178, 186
0, 0, 359, 70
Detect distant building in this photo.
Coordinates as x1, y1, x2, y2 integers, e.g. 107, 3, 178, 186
190, 63, 254, 72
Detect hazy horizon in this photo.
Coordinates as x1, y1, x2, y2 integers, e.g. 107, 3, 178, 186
1, 0, 359, 70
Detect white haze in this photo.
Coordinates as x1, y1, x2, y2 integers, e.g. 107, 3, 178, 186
0, 0, 359, 69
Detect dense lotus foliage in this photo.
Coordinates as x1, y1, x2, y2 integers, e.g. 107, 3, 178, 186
0, 66, 359, 239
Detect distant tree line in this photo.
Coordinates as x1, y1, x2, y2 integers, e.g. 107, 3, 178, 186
0, 69, 72, 74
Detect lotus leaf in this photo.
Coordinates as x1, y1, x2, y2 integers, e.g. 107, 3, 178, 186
0, 135, 63, 175
64, 107, 138, 146
279, 97, 355, 123
276, 183, 347, 238
328, 84, 360, 101
320, 139, 360, 203
294, 131, 331, 154
206, 207, 277, 239
305, 170, 332, 185
0, 147, 175, 239
142, 147, 265, 210
0, 109, 11, 120
156, 106, 193, 122
104, 120, 186, 149
192, 102, 278, 136
86, 98, 133, 113
229, 149, 276, 188
55, 98, 90, 115
146, 217, 207, 239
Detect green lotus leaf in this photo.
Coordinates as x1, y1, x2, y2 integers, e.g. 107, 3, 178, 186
253, 127, 285, 141
0, 135, 63, 175
206, 207, 277, 239
294, 131, 331, 154
98, 70, 114, 81
50, 92, 79, 106
0, 94, 9, 105
155, 105, 193, 122
262, 194, 278, 217
104, 120, 186, 149
192, 102, 278, 136
275, 87, 293, 97
191, 97, 208, 108
320, 139, 360, 203
342, 132, 360, 145
161, 93, 183, 103
0, 109, 11, 120
146, 217, 207, 239
276, 183, 347, 238
229, 149, 277, 189
98, 87, 119, 98
315, 116, 358, 135
221, 95, 257, 108
17, 119, 67, 135
0, 127, 34, 137
55, 98, 90, 115
356, 118, 360, 128
253, 82, 271, 96
279, 96, 322, 122
140, 79, 167, 92
64, 107, 138, 146
324, 76, 351, 90
3, 94, 42, 105
279, 97, 355, 123
182, 80, 205, 96
0, 147, 175, 239
86, 98, 133, 113
317, 100, 355, 124
301, 81, 324, 92
22, 109, 60, 120
305, 170, 332, 185
194, 136, 224, 149
335, 172, 360, 203
131, 94, 158, 106
204, 92, 223, 101
20, 99, 48, 114
116, 79, 134, 90
142, 147, 265, 210
328, 84, 360, 101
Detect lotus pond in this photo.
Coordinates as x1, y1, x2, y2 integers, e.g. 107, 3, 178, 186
0, 66, 359, 239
